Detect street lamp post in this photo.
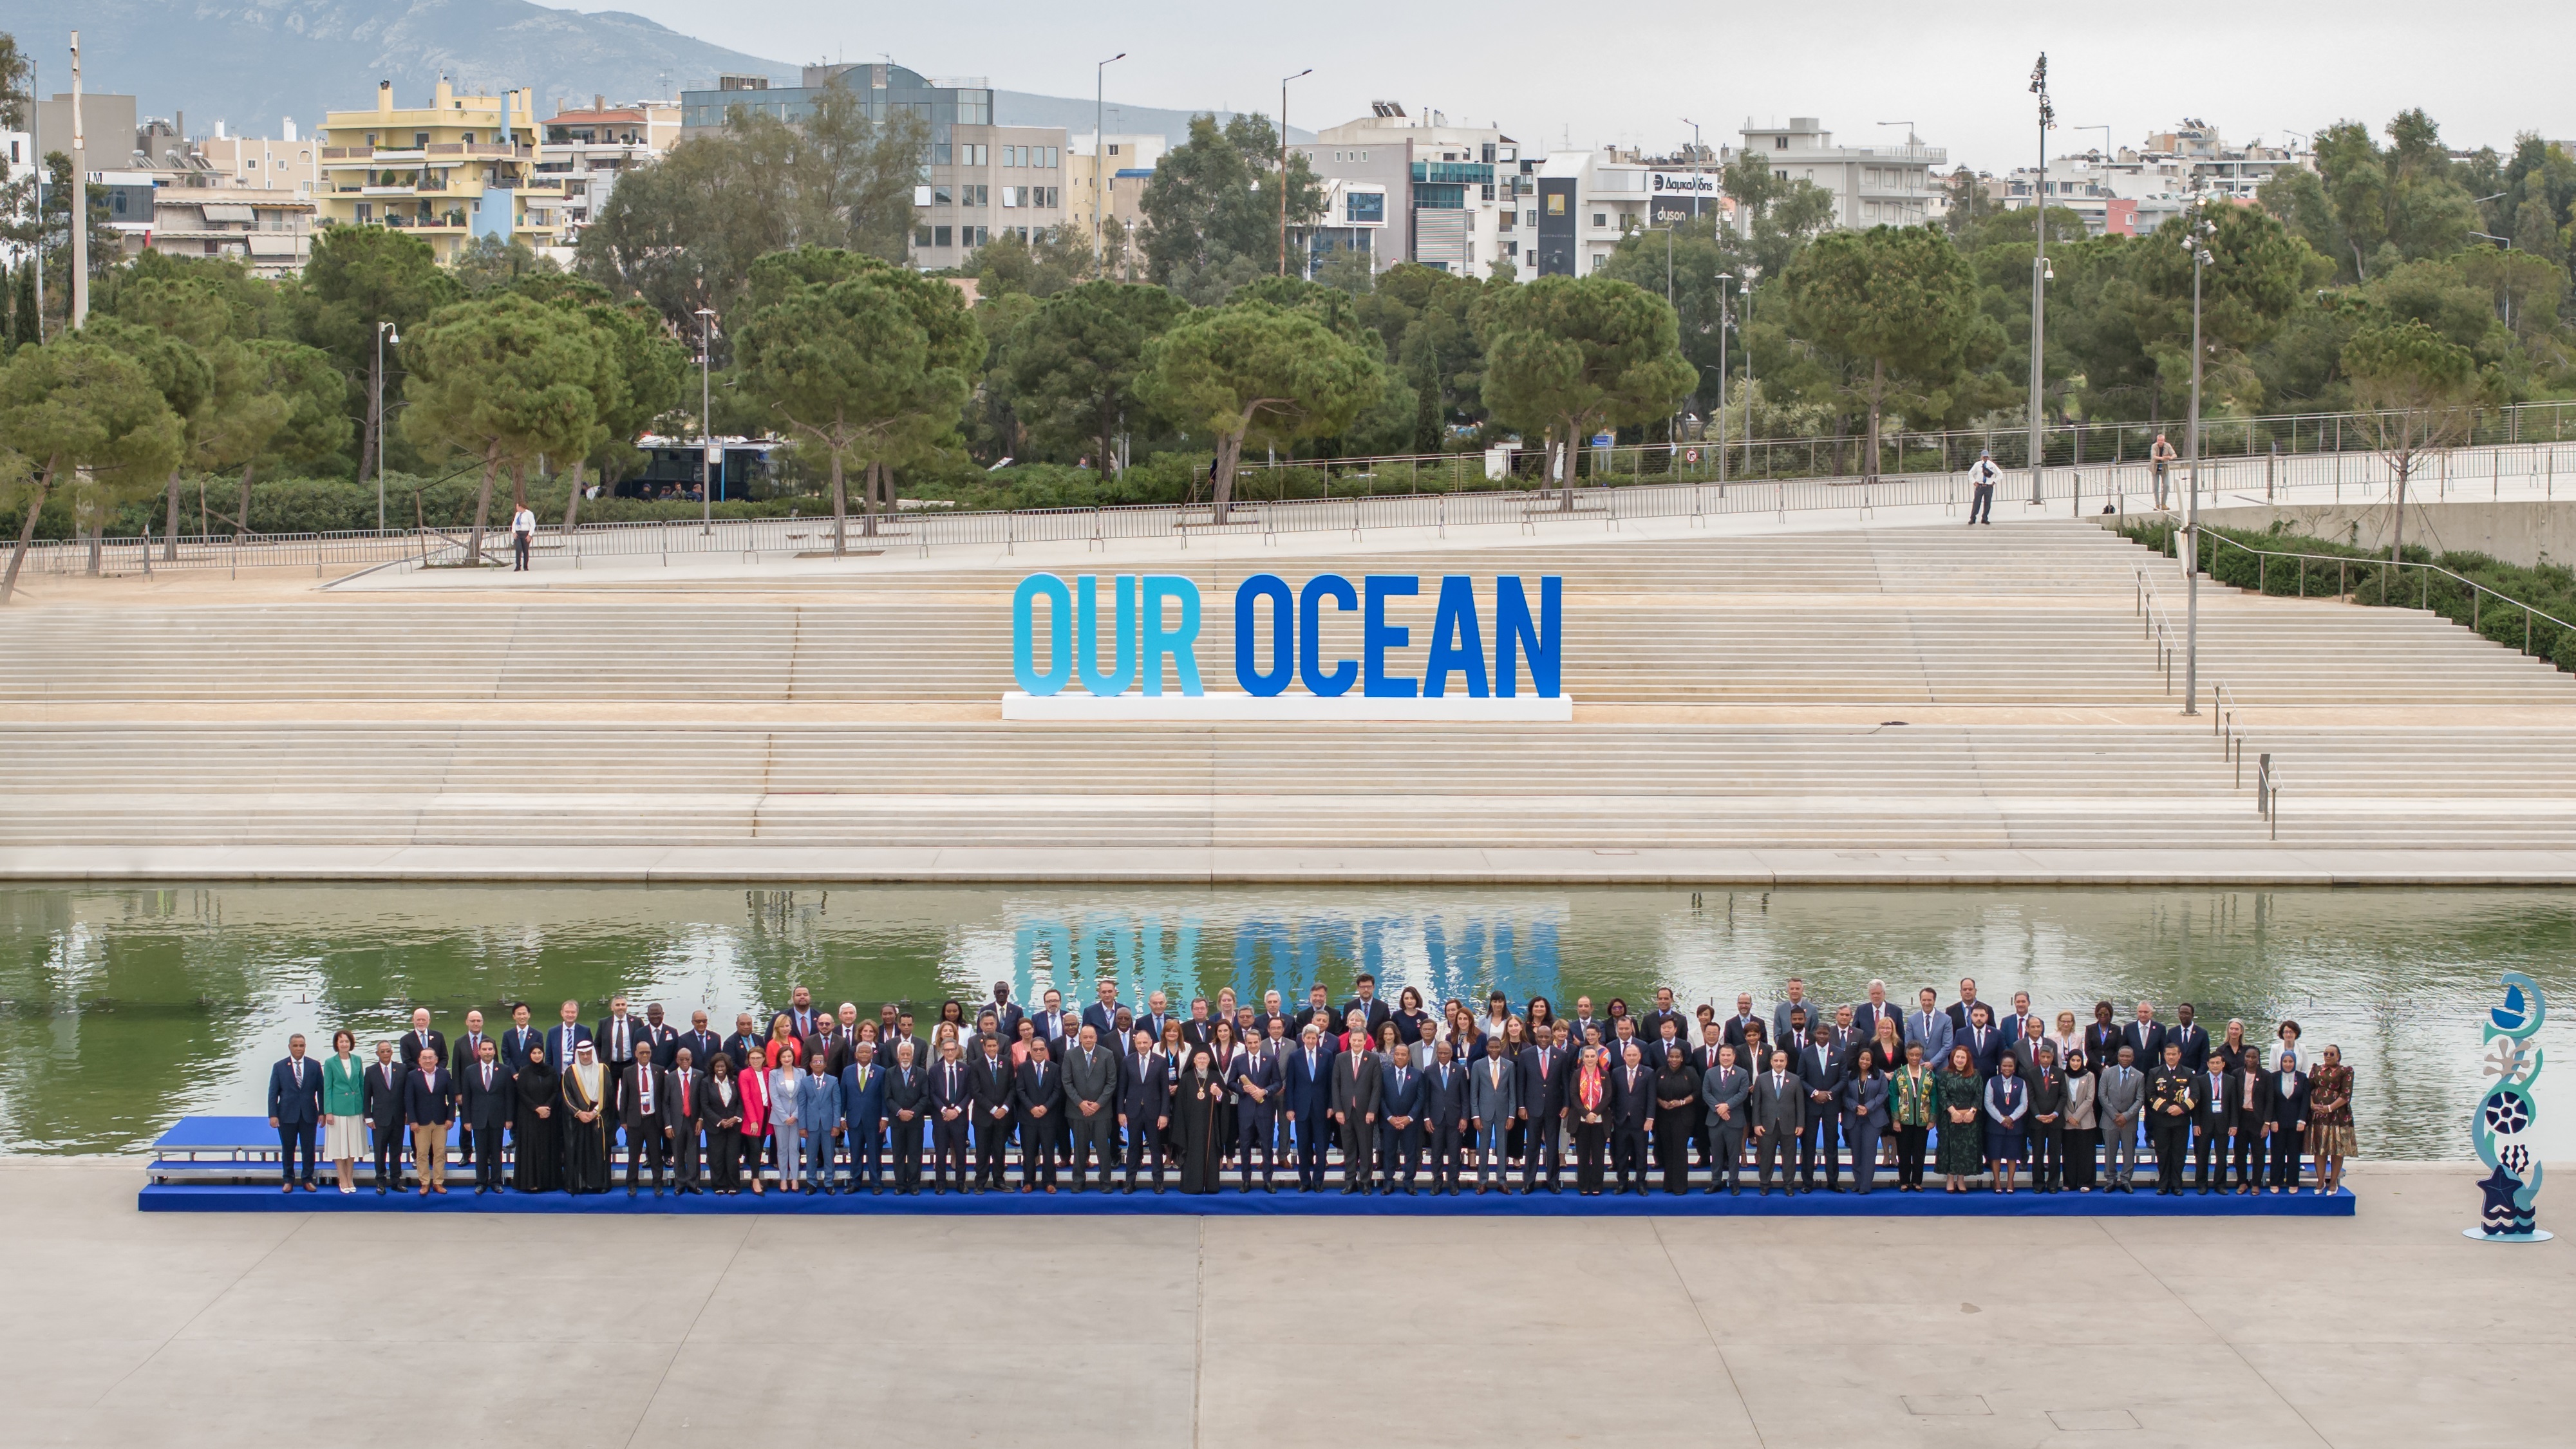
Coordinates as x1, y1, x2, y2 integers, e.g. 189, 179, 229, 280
1715, 272, 1735, 488
374, 322, 399, 530
1093, 53, 1125, 274
2183, 198, 2212, 716
695, 307, 717, 535
1278, 68, 1311, 277
2027, 53, 2053, 507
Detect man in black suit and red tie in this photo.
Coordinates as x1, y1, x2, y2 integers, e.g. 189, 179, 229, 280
458, 1038, 513, 1194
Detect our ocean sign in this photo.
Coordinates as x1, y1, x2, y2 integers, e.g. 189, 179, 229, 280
1004, 572, 1570, 720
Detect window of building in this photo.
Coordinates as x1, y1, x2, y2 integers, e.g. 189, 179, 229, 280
1592, 212, 1607, 228
1481, 183, 1494, 201
1772, 135, 1787, 150
1506, 239, 1518, 257
1545, 194, 1564, 215
1498, 209, 1513, 232
355, 203, 372, 221
1107, 143, 1120, 156
1359, 151, 1368, 161
934, 143, 952, 165
1346, 191, 1384, 223
934, 225, 953, 247
413, 132, 429, 146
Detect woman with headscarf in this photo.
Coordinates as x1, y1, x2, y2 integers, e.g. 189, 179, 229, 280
2304, 1043, 2354, 1197
1173, 1047, 1225, 1194
1570, 1045, 1610, 1197
510, 1043, 563, 1193
559, 1042, 612, 1195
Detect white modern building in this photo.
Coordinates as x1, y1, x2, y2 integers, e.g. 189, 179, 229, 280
537, 98, 679, 244
1722, 117, 1944, 229
1997, 122, 2306, 236
1521, 147, 1657, 276
1292, 103, 1521, 277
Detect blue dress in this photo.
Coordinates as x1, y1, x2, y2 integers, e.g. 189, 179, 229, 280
1984, 1074, 2029, 1162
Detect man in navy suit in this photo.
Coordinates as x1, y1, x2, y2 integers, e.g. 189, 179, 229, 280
719, 1012, 763, 1074
1282, 1024, 1335, 1191
969, 1034, 1016, 1192
1850, 980, 1901, 1043
928, 1038, 976, 1193
547, 1000, 594, 1085
1119, 1027, 1170, 1193
1993, 991, 2035, 1049
1230, 1039, 1284, 1190
986, 981, 1026, 1045
1378, 1051, 1425, 1195
1945, 978, 1984, 1033
1960, 1006, 2005, 1076
1519, 1025, 1570, 1193
840, 1040, 887, 1193
266, 1034, 324, 1192
2123, 1001, 2167, 1084
1608, 1043, 1655, 1195
448, 1009, 493, 1180
1014, 1045, 1063, 1192
401, 1047, 455, 1195
502, 1002, 543, 1074
1420, 1038, 1468, 1195
1797, 1025, 1850, 1190
362, 1040, 407, 1193
1080, 979, 1124, 1044
1639, 986, 1687, 1049
2168, 1004, 2210, 1072
458, 1039, 514, 1193
668, 1009, 722, 1078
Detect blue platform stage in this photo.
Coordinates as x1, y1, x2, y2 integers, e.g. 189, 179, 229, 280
142, 1118, 2354, 1217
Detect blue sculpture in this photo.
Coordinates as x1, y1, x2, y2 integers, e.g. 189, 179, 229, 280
2468, 972, 2549, 1242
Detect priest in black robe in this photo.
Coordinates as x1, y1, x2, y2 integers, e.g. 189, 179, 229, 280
1174, 1049, 1225, 1195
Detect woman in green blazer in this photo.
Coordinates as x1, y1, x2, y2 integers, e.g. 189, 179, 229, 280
321, 1029, 370, 1194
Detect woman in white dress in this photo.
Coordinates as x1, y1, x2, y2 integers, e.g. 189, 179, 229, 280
321, 1029, 368, 1193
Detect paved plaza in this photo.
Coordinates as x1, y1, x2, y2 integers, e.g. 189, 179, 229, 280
3, 1159, 2552, 1447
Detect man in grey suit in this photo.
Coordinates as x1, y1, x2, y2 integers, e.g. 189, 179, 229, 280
2096, 1044, 2148, 1192
1904, 987, 1953, 1067
1769, 978, 1814, 1047
2007, 1017, 2053, 1079
1700, 1043, 1751, 1195
1468, 1034, 1519, 1194
1060, 1024, 1120, 1193
1749, 1049, 1806, 1196
1329, 1036, 1382, 1194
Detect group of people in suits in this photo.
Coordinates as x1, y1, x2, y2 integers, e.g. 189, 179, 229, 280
262, 974, 2356, 1201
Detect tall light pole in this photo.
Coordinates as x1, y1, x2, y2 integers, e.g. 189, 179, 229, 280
1680, 117, 1704, 221
68, 31, 89, 328
1715, 272, 1735, 487
1277, 68, 1310, 277
695, 307, 716, 534
2027, 53, 2051, 506
1093, 53, 1125, 274
2182, 196, 2212, 716
374, 322, 399, 530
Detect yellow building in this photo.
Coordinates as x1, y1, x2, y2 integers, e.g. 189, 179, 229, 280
312, 79, 568, 259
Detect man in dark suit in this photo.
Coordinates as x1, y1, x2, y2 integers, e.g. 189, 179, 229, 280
670, 1010, 722, 1079
2195, 1048, 2239, 1193
1118, 1028, 1170, 1192
458, 1038, 514, 1194
400, 1048, 454, 1195
781, 986, 823, 1040
969, 1034, 1017, 1192
662, 1046, 706, 1194
1993, 991, 2035, 1049
927, 1038, 975, 1193
2122, 1002, 2167, 1082
596, 995, 646, 1126
640, 1002, 679, 1064
2169, 1004, 2210, 1073
397, 1009, 447, 1083
1283, 1024, 1335, 1192
1378, 1051, 1425, 1195
446, 1009, 493, 1181
2145, 1042, 2198, 1196
1639, 986, 1687, 1049
1230, 1040, 1283, 1191
1013, 1045, 1062, 1192
266, 1034, 324, 1193
1702, 1043, 1751, 1194
1519, 1025, 1569, 1192
1061, 1024, 1120, 1192
1960, 1006, 2004, 1076
1340, 973, 1393, 1039
502, 1002, 542, 1074
1080, 979, 1124, 1044
1850, 980, 1901, 1044
986, 981, 1026, 1045
841, 1040, 888, 1193
1944, 978, 1984, 1033
1749, 1049, 1805, 1195
1797, 1025, 1848, 1190
720, 1012, 764, 1074
2264, 1052, 2309, 1192
547, 1000, 594, 1094
619, 1050, 669, 1197
361, 1040, 407, 1193
1422, 1038, 1468, 1195
1032, 989, 1071, 1051
1608, 1042, 1655, 1195
1330, 1032, 1382, 1194
880, 1042, 928, 1194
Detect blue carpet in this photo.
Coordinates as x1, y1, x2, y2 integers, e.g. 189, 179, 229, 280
138, 1181, 2355, 1217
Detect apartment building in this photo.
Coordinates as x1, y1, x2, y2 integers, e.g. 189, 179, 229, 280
537, 98, 679, 241
1523, 148, 1657, 277
312, 79, 568, 260
196, 121, 321, 197
1724, 117, 1944, 229
147, 189, 317, 275
681, 62, 1070, 268
1292, 104, 1521, 277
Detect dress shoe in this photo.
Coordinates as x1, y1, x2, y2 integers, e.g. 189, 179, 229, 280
1757, 1186, 1770, 1197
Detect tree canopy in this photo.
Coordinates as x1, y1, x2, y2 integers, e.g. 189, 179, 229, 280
1137, 301, 1382, 521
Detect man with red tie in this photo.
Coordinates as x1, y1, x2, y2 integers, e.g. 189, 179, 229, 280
458, 1038, 513, 1194
663, 1046, 707, 1195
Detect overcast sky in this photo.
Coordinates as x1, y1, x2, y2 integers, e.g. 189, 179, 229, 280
596, 0, 2571, 171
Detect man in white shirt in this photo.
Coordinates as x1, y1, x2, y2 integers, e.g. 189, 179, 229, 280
1968, 449, 2000, 525
509, 503, 536, 571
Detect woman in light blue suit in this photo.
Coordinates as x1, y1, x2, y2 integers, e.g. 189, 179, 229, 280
796, 1053, 842, 1193
1839, 1047, 1892, 1195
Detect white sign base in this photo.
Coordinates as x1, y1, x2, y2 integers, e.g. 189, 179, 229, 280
1002, 691, 1574, 722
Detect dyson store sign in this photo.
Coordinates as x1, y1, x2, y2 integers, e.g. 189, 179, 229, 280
1005, 572, 1569, 720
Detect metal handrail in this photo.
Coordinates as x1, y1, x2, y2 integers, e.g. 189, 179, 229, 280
2193, 528, 2576, 657
2134, 566, 2181, 694
2210, 680, 2246, 789
2256, 752, 2279, 841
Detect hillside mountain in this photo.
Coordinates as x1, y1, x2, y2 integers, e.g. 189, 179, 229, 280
15, 1, 1302, 147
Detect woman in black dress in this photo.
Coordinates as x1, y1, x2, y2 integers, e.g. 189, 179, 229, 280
1393, 987, 1431, 1045
1653, 1045, 1697, 1195
511, 1045, 563, 1193
559, 1042, 613, 1195
702, 1054, 745, 1193
1209, 1022, 1241, 1168
1173, 1048, 1225, 1194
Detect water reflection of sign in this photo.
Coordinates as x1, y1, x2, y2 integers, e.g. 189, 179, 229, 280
2470, 971, 2549, 1242
995, 906, 1565, 1009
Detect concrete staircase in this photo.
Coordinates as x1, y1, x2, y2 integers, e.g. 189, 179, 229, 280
6, 522, 2574, 870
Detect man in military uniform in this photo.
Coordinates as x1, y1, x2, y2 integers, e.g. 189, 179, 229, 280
2145, 1042, 2199, 1197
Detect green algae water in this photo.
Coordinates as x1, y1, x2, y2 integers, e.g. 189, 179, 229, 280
0, 882, 2566, 1160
